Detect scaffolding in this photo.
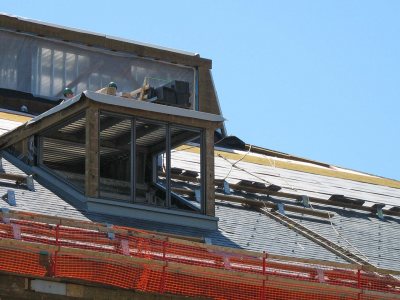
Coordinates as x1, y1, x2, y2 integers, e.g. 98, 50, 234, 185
0, 209, 399, 300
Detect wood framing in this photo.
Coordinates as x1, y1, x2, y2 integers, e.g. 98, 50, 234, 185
198, 67, 221, 115
85, 106, 99, 197
204, 128, 215, 216
0, 98, 89, 150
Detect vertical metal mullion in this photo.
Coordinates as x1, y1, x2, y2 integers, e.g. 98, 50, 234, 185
50, 49, 54, 95
166, 124, 171, 208
131, 118, 136, 203
63, 51, 66, 89
38, 48, 42, 95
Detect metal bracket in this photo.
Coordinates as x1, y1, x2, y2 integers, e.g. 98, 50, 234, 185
106, 223, 115, 240
1, 207, 10, 224
2, 190, 16, 206
372, 203, 385, 220
298, 195, 310, 208
26, 175, 35, 191
316, 268, 325, 283
223, 180, 231, 195
11, 223, 21, 240
277, 203, 285, 215
120, 239, 130, 255
204, 237, 212, 245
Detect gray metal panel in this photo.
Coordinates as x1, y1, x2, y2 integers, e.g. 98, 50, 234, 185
84, 91, 225, 122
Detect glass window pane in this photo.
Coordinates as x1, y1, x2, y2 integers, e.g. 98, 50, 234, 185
135, 119, 167, 207
40, 113, 86, 191
170, 125, 203, 213
99, 113, 131, 201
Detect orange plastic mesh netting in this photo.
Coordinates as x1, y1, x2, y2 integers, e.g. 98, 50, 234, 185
0, 210, 399, 300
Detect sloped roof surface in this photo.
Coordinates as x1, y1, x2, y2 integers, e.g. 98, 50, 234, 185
0, 112, 399, 271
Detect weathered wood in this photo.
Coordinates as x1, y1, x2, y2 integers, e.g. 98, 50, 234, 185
0, 172, 27, 183
96, 101, 222, 130
204, 128, 215, 216
198, 68, 221, 115
85, 107, 99, 197
1, 209, 204, 243
0, 98, 89, 150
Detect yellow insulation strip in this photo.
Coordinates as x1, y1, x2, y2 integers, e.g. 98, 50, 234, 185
177, 146, 400, 189
0, 112, 31, 123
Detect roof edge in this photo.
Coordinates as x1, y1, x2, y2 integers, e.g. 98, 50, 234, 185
0, 13, 212, 69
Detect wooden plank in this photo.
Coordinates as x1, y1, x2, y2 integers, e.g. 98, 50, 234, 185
85, 106, 99, 197
0, 172, 27, 183
96, 101, 222, 130
215, 193, 334, 219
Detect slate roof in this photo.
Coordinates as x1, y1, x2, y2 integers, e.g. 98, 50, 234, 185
0, 112, 399, 271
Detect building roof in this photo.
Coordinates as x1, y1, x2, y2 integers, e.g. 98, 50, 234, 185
0, 110, 399, 272
0, 12, 211, 68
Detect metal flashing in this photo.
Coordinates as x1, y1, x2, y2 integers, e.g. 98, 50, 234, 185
87, 197, 219, 231
84, 91, 225, 122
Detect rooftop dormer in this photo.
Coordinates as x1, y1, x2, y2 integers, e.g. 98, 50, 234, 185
0, 13, 224, 230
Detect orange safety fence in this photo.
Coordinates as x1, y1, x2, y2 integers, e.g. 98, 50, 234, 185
0, 209, 399, 300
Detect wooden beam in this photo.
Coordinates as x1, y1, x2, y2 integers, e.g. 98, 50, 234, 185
0, 98, 89, 151
204, 128, 215, 216
95, 101, 221, 130
85, 107, 99, 197
0, 172, 27, 183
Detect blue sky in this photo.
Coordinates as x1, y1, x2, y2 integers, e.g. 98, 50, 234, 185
1, 0, 399, 180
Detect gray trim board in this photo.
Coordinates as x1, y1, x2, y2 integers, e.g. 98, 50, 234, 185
87, 198, 219, 230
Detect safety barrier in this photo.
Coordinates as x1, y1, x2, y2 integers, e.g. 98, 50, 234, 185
0, 209, 399, 299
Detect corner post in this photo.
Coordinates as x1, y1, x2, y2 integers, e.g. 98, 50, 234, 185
85, 106, 99, 197
204, 127, 215, 217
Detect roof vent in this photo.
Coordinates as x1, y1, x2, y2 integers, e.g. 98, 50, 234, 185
329, 195, 365, 206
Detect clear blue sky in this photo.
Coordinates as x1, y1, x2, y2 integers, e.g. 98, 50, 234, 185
2, 0, 399, 180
